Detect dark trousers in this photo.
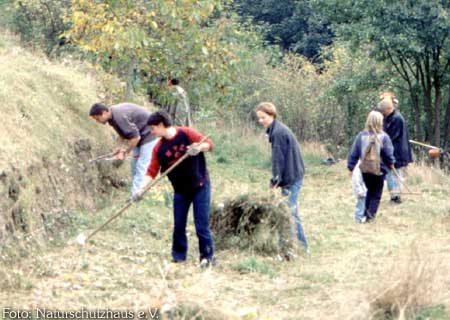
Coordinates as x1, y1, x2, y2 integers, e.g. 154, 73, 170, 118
172, 181, 214, 261
362, 173, 385, 220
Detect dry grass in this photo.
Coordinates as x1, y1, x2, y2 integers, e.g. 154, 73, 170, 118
407, 162, 450, 187
0, 39, 101, 164
2, 127, 449, 319
1, 33, 449, 320
210, 192, 296, 255
368, 246, 449, 320
0, 32, 132, 241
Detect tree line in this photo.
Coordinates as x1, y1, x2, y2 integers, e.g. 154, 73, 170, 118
1, 0, 449, 153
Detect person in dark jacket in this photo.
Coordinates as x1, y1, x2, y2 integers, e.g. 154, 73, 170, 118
138, 111, 215, 268
348, 111, 396, 222
378, 96, 413, 203
89, 102, 158, 197
255, 102, 308, 254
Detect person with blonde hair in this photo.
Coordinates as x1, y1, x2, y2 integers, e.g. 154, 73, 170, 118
347, 111, 395, 222
377, 95, 412, 204
255, 102, 308, 255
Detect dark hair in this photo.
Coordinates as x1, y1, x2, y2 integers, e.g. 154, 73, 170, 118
89, 103, 108, 116
169, 78, 180, 85
148, 111, 172, 127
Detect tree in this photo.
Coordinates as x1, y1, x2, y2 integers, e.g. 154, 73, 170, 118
320, 0, 450, 148
65, 0, 253, 105
6, 0, 72, 55
233, 0, 334, 62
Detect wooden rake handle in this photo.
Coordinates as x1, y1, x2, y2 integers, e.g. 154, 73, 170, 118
391, 167, 421, 196
84, 136, 209, 243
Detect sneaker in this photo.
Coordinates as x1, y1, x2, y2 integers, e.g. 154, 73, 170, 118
356, 216, 367, 224
199, 257, 217, 268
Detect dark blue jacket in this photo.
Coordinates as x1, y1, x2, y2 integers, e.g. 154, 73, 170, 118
383, 110, 413, 168
347, 131, 395, 174
267, 119, 305, 187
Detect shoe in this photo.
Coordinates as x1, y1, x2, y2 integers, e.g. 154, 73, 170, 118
199, 257, 217, 268
356, 216, 367, 224
390, 196, 402, 204
171, 258, 186, 264
283, 251, 297, 261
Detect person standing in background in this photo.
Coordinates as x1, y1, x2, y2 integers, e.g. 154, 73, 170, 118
167, 78, 193, 127
377, 94, 413, 204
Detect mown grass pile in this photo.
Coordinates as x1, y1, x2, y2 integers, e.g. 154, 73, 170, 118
210, 192, 297, 255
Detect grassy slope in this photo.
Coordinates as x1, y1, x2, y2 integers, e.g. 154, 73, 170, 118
0, 33, 107, 165
1, 122, 449, 319
0, 32, 133, 237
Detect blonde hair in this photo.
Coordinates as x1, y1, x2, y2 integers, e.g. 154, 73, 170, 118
364, 110, 384, 134
255, 102, 277, 118
378, 98, 395, 114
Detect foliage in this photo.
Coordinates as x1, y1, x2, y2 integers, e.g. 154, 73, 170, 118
231, 42, 390, 152
320, 0, 450, 148
5, 0, 72, 55
233, 0, 334, 62
65, 0, 269, 107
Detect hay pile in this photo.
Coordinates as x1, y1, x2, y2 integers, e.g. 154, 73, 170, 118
210, 192, 297, 255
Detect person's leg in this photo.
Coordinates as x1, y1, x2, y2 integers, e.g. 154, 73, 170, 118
281, 179, 308, 251
354, 196, 366, 222
130, 147, 139, 194
131, 139, 158, 195
362, 174, 385, 220
192, 181, 214, 262
172, 192, 192, 261
386, 168, 401, 202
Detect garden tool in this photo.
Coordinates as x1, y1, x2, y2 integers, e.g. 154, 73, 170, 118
88, 152, 117, 163
391, 167, 422, 196
76, 136, 209, 246
409, 139, 446, 159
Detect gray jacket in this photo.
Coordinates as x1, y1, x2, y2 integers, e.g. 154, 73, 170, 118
267, 119, 305, 187
108, 103, 155, 146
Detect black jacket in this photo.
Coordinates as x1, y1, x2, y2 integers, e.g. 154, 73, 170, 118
267, 120, 305, 187
383, 110, 413, 168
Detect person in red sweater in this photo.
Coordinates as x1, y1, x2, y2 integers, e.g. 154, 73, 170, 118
139, 111, 216, 267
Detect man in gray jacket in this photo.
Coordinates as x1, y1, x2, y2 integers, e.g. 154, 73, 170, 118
255, 102, 308, 256
89, 102, 157, 197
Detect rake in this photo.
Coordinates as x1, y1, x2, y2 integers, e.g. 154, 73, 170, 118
75, 136, 208, 245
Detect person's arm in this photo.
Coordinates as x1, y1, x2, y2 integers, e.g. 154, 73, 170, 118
113, 136, 125, 154
389, 116, 403, 143
183, 127, 214, 154
115, 136, 140, 160
270, 134, 285, 187
381, 135, 396, 168
347, 134, 362, 172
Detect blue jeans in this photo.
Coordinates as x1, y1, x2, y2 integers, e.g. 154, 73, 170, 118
130, 139, 158, 195
281, 179, 308, 250
354, 196, 366, 221
172, 181, 214, 261
386, 168, 402, 196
